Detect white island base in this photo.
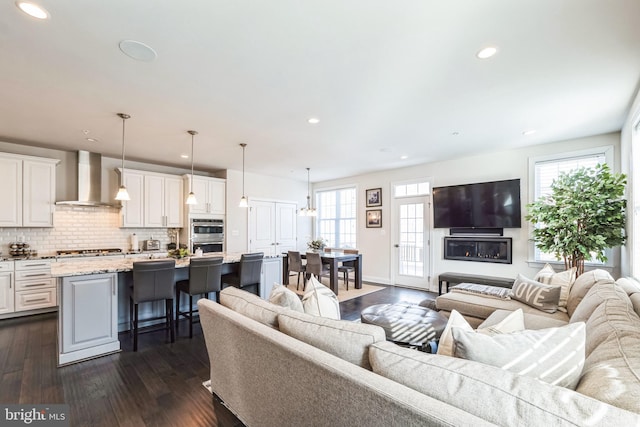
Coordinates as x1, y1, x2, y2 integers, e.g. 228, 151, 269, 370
58, 273, 120, 366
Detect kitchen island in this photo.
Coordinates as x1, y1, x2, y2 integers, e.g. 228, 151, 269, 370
52, 253, 282, 366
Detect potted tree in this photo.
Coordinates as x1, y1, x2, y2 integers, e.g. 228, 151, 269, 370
525, 163, 627, 276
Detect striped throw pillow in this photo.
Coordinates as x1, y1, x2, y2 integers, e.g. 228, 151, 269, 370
534, 264, 576, 313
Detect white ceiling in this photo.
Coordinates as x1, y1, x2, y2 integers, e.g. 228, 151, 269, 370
1, 0, 639, 182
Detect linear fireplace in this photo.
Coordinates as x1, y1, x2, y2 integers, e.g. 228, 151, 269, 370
443, 236, 512, 264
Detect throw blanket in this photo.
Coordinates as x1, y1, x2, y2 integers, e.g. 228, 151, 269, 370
449, 283, 513, 300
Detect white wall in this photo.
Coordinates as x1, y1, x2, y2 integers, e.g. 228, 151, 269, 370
315, 132, 621, 291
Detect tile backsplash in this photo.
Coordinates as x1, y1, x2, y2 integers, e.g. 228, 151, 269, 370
0, 205, 178, 256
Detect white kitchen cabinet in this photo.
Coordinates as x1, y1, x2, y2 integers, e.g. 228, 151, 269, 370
59, 273, 119, 365
0, 153, 58, 227
120, 171, 145, 228
0, 262, 14, 315
119, 169, 183, 228
14, 259, 56, 312
260, 257, 282, 300
185, 175, 225, 216
249, 200, 297, 256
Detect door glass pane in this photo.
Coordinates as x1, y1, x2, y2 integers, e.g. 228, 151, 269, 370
399, 202, 424, 277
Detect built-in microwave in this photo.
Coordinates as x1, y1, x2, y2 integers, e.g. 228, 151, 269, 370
191, 218, 224, 253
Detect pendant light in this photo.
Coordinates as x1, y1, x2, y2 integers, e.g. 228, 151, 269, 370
115, 113, 131, 201
185, 130, 198, 205
299, 167, 317, 216
239, 143, 248, 208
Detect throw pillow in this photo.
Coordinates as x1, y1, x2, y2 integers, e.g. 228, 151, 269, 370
269, 283, 304, 313
301, 275, 341, 319
437, 309, 524, 357
511, 274, 561, 313
534, 263, 576, 313
451, 322, 586, 389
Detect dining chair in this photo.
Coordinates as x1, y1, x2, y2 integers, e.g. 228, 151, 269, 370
304, 252, 330, 289
129, 259, 176, 352
338, 249, 359, 290
175, 256, 223, 338
222, 252, 264, 297
287, 251, 307, 291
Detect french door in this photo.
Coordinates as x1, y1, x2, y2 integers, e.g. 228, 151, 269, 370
393, 196, 430, 289
248, 200, 297, 256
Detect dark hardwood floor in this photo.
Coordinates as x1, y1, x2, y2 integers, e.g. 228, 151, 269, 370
0, 285, 435, 427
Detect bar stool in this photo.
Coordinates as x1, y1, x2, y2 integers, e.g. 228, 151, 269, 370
287, 251, 306, 291
175, 256, 223, 338
222, 252, 264, 297
129, 259, 176, 352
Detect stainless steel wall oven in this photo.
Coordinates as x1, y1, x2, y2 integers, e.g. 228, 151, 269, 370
191, 218, 224, 253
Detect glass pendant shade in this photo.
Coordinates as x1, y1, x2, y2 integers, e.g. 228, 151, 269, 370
115, 185, 130, 201
239, 195, 248, 208
115, 113, 130, 201
186, 130, 198, 205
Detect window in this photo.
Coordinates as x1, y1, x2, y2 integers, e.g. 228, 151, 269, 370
316, 187, 357, 248
394, 181, 430, 197
530, 147, 612, 264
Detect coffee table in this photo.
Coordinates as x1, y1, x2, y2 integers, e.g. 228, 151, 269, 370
361, 302, 448, 348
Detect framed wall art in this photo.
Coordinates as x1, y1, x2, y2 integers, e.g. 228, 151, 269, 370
366, 188, 382, 207
366, 209, 382, 228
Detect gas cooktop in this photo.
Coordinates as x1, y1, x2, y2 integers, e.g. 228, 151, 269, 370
56, 248, 123, 257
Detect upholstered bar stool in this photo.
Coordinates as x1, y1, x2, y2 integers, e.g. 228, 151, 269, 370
176, 256, 223, 338
287, 251, 306, 290
129, 259, 176, 352
222, 252, 264, 297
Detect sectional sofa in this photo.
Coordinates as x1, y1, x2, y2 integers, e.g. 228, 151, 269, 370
198, 276, 640, 426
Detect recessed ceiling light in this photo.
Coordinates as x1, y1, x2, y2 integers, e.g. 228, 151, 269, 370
476, 46, 498, 59
522, 129, 537, 136
307, 117, 320, 124
85, 137, 98, 143
400, 155, 409, 160
180, 154, 189, 159
119, 40, 157, 62
16, 1, 49, 19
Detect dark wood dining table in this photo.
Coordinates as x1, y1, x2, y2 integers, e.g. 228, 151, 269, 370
281, 252, 362, 296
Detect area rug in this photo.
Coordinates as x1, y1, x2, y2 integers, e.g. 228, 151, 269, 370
286, 276, 385, 303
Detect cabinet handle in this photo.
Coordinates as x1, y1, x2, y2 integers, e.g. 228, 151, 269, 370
112, 281, 115, 296
23, 273, 48, 277
23, 264, 48, 268
23, 282, 48, 287
25, 297, 47, 303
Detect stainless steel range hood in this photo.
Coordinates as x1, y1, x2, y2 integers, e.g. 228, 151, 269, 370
56, 150, 117, 207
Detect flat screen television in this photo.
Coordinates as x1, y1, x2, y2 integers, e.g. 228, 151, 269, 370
432, 179, 521, 229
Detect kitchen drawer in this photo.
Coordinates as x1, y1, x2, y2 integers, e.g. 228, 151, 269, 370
15, 287, 57, 311
15, 277, 55, 292
15, 269, 51, 281
0, 261, 13, 272
15, 260, 51, 271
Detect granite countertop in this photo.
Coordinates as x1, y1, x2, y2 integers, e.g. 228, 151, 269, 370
51, 252, 245, 277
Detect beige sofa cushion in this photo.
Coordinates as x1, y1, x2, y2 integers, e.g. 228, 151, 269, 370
277, 310, 385, 370
369, 341, 640, 425
534, 264, 576, 312
577, 294, 640, 413
220, 286, 288, 329
436, 291, 570, 323
451, 322, 586, 389
631, 294, 640, 317
570, 280, 629, 325
615, 277, 640, 295
566, 269, 614, 316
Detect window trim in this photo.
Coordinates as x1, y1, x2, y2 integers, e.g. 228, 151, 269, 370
527, 145, 614, 267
